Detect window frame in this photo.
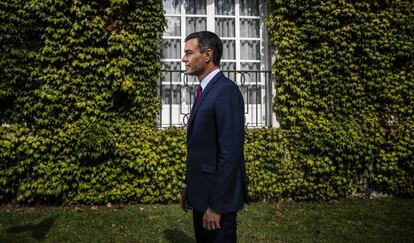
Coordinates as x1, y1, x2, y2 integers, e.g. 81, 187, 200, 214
162, 0, 268, 73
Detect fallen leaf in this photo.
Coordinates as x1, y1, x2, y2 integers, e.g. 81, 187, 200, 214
106, 202, 112, 209
91, 205, 99, 211
275, 211, 284, 218
139, 207, 145, 212
147, 214, 158, 220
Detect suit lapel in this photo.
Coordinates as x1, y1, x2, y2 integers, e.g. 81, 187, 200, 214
187, 72, 223, 127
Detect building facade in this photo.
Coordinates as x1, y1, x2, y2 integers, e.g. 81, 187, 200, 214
159, 0, 276, 128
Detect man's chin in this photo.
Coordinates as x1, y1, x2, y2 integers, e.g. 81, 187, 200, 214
184, 70, 194, 75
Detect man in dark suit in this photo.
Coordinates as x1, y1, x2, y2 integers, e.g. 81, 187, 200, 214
179, 31, 249, 243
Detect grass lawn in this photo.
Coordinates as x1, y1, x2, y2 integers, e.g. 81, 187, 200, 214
1, 198, 413, 242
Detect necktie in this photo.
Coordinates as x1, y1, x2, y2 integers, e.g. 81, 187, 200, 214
195, 85, 202, 104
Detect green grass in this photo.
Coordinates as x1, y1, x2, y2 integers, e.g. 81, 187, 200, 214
1, 198, 413, 242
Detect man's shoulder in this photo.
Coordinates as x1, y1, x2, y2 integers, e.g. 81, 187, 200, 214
216, 73, 238, 88
213, 74, 242, 101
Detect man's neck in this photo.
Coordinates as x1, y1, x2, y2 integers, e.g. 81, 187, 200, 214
197, 65, 219, 82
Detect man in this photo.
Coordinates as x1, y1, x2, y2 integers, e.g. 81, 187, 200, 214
180, 31, 249, 243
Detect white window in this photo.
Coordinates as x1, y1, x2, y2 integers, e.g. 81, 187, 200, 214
160, 0, 272, 127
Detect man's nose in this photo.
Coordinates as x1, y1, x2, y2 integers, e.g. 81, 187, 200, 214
181, 55, 187, 62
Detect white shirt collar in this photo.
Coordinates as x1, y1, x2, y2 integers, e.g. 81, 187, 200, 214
200, 68, 220, 91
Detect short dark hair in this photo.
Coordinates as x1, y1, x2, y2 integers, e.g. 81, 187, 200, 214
185, 31, 223, 66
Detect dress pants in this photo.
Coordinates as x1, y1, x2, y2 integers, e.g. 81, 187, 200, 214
192, 209, 237, 243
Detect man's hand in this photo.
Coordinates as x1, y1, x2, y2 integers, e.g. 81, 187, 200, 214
180, 189, 187, 212
203, 208, 221, 231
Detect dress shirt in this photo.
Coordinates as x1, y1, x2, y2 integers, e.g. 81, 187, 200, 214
200, 68, 220, 92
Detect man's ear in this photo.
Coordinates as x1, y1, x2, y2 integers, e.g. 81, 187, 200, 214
204, 49, 213, 63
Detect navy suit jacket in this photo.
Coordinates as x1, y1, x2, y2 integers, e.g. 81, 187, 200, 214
186, 71, 249, 214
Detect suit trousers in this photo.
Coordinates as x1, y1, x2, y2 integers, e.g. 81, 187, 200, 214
192, 209, 237, 243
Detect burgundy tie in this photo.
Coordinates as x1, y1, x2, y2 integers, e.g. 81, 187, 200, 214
195, 85, 202, 104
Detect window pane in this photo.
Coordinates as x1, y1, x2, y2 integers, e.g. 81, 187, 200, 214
222, 40, 235, 60
165, 17, 181, 36
215, 0, 235, 15
240, 63, 262, 104
182, 84, 199, 105
240, 19, 260, 38
185, 75, 198, 84
221, 62, 236, 81
241, 62, 260, 83
162, 62, 182, 82
182, 85, 190, 105
162, 61, 181, 70
239, 85, 262, 104
186, 17, 207, 35
164, 0, 182, 14
185, 0, 206, 14
245, 85, 261, 104
163, 39, 181, 59
241, 62, 260, 71
240, 40, 260, 60
240, 0, 259, 16
161, 84, 181, 104
215, 18, 235, 37
221, 62, 236, 70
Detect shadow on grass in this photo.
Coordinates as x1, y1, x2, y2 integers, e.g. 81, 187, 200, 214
6, 215, 58, 240
164, 228, 194, 243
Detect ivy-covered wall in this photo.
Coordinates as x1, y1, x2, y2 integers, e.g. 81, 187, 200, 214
1, 124, 292, 204
1, 0, 164, 128
0, 124, 187, 204
0, 0, 168, 204
266, 0, 414, 198
1, 0, 413, 204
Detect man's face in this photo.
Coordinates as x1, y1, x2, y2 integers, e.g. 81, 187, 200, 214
182, 38, 207, 77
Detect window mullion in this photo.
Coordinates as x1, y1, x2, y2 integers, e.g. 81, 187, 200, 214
206, 0, 215, 32
235, 0, 241, 71
180, 2, 186, 71
260, 1, 267, 72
